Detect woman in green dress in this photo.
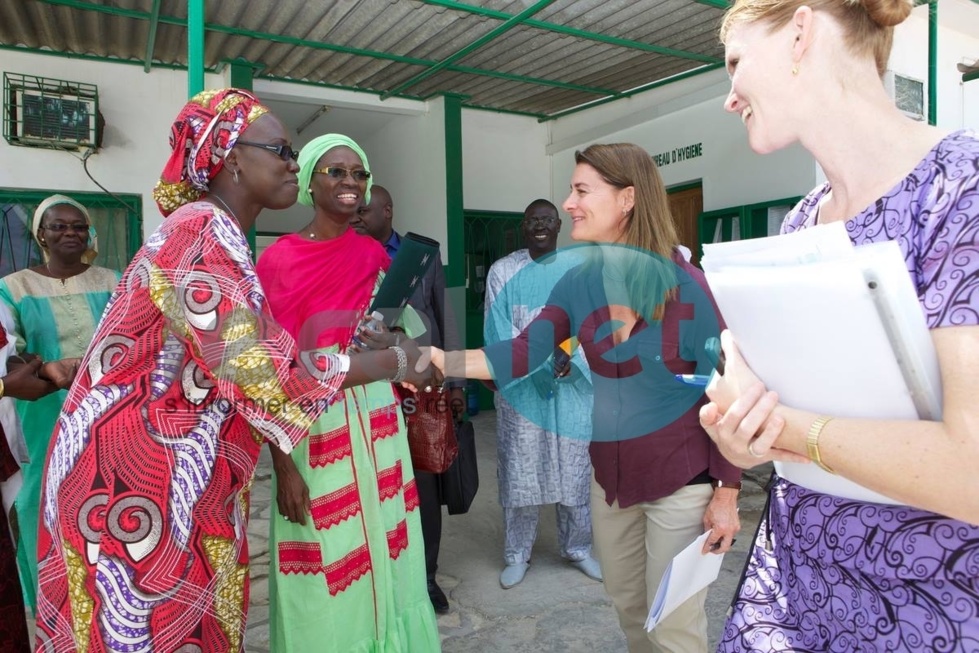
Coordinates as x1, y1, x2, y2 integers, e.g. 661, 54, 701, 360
256, 134, 440, 652
0, 194, 120, 610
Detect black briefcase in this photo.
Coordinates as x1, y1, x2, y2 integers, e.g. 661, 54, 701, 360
439, 420, 479, 515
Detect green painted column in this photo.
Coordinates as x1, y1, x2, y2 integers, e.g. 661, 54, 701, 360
187, 0, 205, 96
928, 0, 937, 125
443, 93, 465, 289
228, 59, 261, 258
228, 58, 258, 90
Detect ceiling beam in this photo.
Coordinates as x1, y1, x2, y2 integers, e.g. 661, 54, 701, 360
32, 0, 617, 98
0, 42, 216, 72
143, 0, 161, 72
381, 0, 558, 99
692, 0, 729, 9
421, 0, 722, 64
540, 62, 724, 122
254, 74, 548, 118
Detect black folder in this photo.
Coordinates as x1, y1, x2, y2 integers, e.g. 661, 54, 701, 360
369, 231, 441, 326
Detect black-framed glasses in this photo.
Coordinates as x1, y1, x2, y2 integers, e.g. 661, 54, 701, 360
43, 223, 90, 233
236, 141, 299, 161
523, 216, 559, 227
313, 167, 371, 183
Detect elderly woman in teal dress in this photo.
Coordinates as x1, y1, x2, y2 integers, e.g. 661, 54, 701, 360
0, 194, 119, 610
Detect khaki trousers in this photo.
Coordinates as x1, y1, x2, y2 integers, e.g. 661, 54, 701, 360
591, 477, 713, 653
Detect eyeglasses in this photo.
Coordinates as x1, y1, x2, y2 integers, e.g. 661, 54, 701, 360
523, 216, 559, 227
313, 167, 371, 183
235, 141, 299, 161
43, 223, 90, 233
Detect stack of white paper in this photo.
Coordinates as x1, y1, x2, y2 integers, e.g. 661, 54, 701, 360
701, 223, 942, 504
645, 531, 724, 632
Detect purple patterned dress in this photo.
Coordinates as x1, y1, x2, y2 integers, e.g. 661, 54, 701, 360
718, 130, 979, 653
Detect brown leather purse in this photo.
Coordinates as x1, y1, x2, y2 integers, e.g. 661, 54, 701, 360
403, 385, 458, 474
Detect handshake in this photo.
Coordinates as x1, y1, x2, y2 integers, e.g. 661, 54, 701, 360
4, 355, 81, 401
347, 320, 446, 392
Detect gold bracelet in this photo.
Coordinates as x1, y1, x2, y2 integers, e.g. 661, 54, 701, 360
806, 415, 835, 474
0, 377, 5, 399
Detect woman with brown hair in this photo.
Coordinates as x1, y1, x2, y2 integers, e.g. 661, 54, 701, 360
429, 143, 741, 652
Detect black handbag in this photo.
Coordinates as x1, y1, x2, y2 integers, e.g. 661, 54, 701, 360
439, 420, 479, 515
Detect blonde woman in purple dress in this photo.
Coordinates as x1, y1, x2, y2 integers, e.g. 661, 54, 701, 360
702, 1, 979, 651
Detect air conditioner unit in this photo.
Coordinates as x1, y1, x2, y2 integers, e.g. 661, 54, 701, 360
883, 70, 925, 121
3, 73, 101, 150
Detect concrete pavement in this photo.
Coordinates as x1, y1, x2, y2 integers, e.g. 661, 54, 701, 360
243, 409, 770, 653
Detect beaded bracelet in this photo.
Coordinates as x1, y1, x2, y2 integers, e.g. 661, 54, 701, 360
389, 346, 408, 383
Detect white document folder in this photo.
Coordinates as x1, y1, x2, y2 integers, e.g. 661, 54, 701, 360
701, 223, 943, 504
645, 531, 724, 632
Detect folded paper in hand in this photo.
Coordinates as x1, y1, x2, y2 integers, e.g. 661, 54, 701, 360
645, 531, 724, 632
701, 222, 943, 504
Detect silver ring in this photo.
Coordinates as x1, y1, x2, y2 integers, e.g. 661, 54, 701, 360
747, 440, 763, 458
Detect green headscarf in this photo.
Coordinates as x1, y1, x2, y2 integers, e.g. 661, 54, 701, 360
297, 133, 372, 207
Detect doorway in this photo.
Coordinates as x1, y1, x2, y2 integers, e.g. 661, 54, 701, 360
667, 182, 704, 266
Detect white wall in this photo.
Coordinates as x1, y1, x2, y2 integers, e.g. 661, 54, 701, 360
253, 78, 435, 246
892, 0, 979, 131
256, 108, 448, 252
461, 109, 551, 214
544, 0, 979, 242
547, 67, 818, 230
362, 98, 448, 256
0, 49, 226, 237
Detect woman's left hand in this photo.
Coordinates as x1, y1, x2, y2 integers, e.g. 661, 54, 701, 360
350, 324, 401, 352
39, 358, 81, 389
701, 488, 741, 554
701, 331, 807, 467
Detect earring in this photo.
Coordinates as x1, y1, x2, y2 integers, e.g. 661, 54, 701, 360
232, 169, 240, 184
792, 65, 799, 75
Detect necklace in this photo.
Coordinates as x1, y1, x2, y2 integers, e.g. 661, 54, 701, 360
306, 222, 319, 240
208, 192, 236, 219
46, 262, 79, 286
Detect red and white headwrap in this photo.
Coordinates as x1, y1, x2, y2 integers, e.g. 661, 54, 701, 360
152, 88, 269, 216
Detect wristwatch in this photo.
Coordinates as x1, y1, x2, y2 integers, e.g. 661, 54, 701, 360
711, 478, 742, 491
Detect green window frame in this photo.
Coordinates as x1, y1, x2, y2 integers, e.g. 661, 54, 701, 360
698, 196, 803, 259
0, 188, 142, 276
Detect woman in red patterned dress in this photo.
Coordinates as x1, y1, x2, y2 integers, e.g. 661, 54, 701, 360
33, 89, 432, 652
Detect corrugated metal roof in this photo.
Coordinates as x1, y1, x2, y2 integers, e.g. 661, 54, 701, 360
0, 0, 728, 118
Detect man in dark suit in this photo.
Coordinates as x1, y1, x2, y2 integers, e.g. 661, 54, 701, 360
352, 184, 465, 614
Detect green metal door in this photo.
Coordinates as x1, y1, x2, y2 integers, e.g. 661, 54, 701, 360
464, 209, 524, 410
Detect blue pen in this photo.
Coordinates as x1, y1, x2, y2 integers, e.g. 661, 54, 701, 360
674, 374, 711, 386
